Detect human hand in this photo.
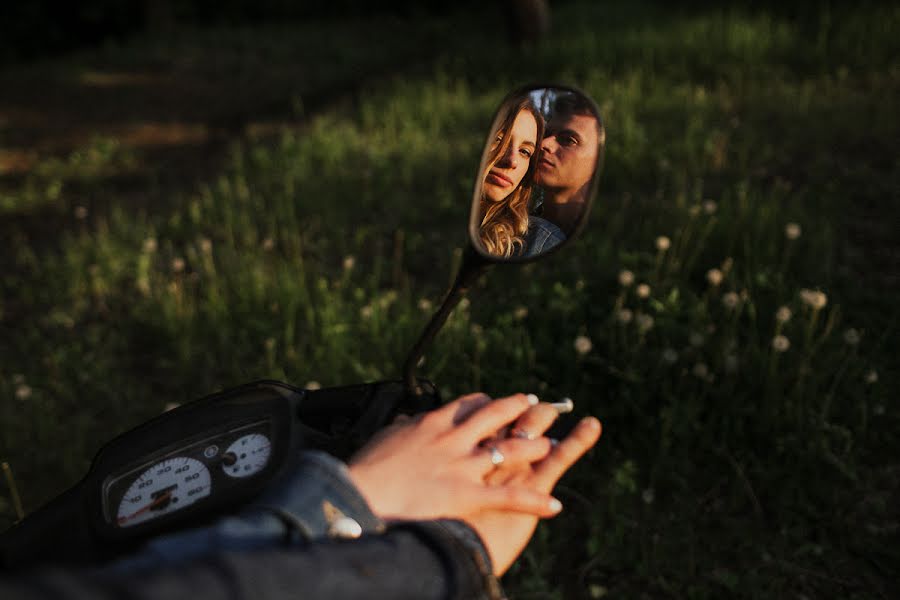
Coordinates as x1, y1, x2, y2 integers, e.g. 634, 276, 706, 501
347, 393, 563, 522
467, 399, 602, 576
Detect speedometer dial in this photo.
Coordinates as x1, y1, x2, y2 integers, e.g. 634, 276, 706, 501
222, 433, 271, 478
116, 457, 211, 528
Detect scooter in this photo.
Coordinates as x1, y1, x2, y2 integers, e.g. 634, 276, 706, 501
0, 84, 605, 570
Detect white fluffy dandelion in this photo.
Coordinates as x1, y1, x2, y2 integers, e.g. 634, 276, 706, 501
642, 488, 655, 504
616, 308, 633, 324
418, 298, 433, 312
171, 257, 186, 273
724, 354, 739, 373
772, 335, 791, 352
843, 328, 861, 346
636, 313, 655, 333
513, 306, 529, 320
662, 348, 679, 364
574, 335, 593, 355
864, 370, 878, 385
618, 270, 635, 287
775, 306, 792, 323
800, 289, 828, 310
655, 236, 671, 251
706, 268, 723, 287
785, 222, 802, 240
262, 237, 275, 251
722, 292, 740, 310
199, 237, 213, 255
636, 284, 651, 299
142, 237, 158, 253
15, 384, 32, 400
689, 332, 705, 347
360, 305, 374, 319
342, 255, 356, 270
702, 200, 718, 215
74, 205, 88, 220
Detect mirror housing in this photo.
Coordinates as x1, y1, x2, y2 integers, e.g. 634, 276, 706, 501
468, 84, 605, 262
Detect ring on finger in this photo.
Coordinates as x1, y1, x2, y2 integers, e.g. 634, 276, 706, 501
509, 427, 536, 440
488, 445, 505, 467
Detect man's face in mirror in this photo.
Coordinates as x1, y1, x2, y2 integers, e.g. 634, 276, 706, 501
536, 113, 599, 196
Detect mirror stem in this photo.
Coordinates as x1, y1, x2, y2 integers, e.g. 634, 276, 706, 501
403, 246, 491, 395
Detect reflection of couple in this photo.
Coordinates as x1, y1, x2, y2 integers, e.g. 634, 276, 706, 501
478, 92, 601, 258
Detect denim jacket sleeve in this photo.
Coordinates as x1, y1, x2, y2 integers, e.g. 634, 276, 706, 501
4, 450, 506, 600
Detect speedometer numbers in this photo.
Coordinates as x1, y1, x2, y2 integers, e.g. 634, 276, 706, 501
222, 433, 271, 478
116, 457, 211, 528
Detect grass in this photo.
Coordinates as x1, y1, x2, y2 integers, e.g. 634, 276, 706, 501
1, 1, 898, 597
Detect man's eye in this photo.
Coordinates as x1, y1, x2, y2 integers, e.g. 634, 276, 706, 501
559, 134, 578, 146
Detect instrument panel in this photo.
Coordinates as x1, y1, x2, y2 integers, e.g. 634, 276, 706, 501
102, 421, 272, 529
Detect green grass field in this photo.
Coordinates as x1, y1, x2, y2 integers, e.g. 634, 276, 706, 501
1, 2, 898, 597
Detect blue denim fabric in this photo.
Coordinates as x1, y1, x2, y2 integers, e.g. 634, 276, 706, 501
104, 451, 384, 574
523, 216, 566, 257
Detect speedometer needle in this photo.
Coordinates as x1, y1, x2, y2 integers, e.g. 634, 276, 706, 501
117, 490, 173, 524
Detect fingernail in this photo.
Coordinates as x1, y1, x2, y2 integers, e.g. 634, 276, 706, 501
550, 398, 574, 414
526, 393, 539, 406
548, 498, 563, 513
581, 416, 600, 430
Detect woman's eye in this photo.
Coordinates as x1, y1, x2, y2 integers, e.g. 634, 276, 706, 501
520, 148, 532, 158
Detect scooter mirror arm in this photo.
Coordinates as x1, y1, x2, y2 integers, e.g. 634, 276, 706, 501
403, 246, 491, 395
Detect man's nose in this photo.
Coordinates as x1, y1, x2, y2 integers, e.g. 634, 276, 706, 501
541, 137, 557, 154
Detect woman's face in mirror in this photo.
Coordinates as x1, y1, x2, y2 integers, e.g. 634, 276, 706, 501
482, 108, 538, 203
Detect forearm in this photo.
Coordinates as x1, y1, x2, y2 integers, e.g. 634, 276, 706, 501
1, 522, 500, 600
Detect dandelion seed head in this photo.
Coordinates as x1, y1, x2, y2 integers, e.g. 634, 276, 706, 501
785, 222, 802, 240
722, 292, 740, 310
689, 332, 705, 347
470, 324, 484, 336
142, 237, 158, 253
662, 348, 679, 364
724, 354, 739, 373
702, 200, 718, 215
199, 237, 212, 254
459, 298, 470, 310
642, 489, 655, 504
706, 268, 723, 287
864, 370, 878, 385
616, 308, 633, 324
800, 289, 827, 310
575, 279, 585, 291
873, 404, 885, 415
513, 306, 529, 320
692, 363, 709, 378
772, 335, 791, 352
264, 337, 276, 351
636, 284, 651, 299
74, 205, 88, 220
262, 237, 275, 251
688, 204, 701, 217
360, 305, 374, 319
171, 257, 185, 273
15, 384, 32, 400
618, 270, 635, 287
418, 298, 433, 312
655, 236, 671, 251
843, 328, 861, 346
342, 255, 356, 270
574, 335, 593, 355
636, 313, 655, 333
305, 381, 322, 391
776, 306, 792, 323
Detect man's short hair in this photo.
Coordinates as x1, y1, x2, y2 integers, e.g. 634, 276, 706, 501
552, 93, 605, 143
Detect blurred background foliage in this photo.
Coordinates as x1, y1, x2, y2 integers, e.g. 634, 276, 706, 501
1, 1, 898, 598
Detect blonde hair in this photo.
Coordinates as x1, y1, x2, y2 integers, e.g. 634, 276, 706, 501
479, 98, 544, 258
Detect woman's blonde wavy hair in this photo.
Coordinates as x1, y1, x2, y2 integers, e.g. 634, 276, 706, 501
479, 98, 544, 258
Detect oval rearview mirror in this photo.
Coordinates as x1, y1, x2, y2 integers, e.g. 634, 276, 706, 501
468, 85, 605, 261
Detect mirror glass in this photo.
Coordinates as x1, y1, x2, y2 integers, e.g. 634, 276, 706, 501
469, 85, 605, 261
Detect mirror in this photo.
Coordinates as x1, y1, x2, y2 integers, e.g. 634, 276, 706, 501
469, 85, 605, 261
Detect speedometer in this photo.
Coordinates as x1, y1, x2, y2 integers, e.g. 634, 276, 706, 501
222, 433, 271, 478
116, 457, 211, 528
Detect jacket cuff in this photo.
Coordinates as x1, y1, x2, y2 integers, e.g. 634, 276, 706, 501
248, 450, 385, 542
398, 520, 507, 600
